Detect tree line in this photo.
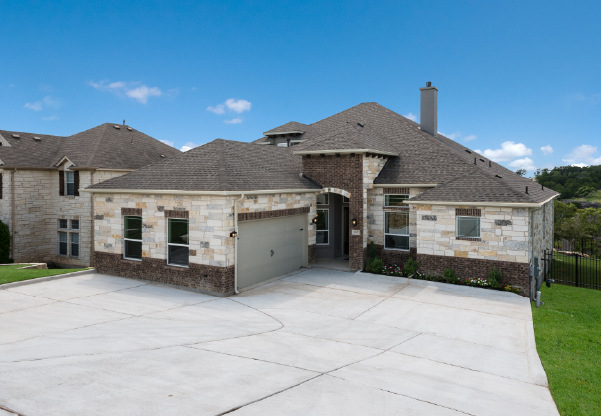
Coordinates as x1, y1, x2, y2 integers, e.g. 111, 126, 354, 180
535, 165, 601, 199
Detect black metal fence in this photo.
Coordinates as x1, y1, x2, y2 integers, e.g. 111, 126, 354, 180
544, 237, 601, 290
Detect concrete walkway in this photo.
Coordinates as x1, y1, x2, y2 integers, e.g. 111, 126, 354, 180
0, 269, 558, 415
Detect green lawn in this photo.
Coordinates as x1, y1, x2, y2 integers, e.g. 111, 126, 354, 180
552, 252, 601, 289
532, 284, 601, 416
0, 264, 89, 285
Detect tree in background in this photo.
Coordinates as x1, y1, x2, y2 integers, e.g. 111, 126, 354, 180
515, 168, 527, 176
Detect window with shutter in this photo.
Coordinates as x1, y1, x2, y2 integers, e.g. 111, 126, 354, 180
59, 171, 65, 196
74, 171, 80, 196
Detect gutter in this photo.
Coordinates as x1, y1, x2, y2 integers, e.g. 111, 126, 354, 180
81, 188, 322, 196
233, 193, 245, 294
292, 148, 399, 157
373, 183, 438, 188
90, 171, 95, 267
405, 194, 558, 209
10, 169, 16, 260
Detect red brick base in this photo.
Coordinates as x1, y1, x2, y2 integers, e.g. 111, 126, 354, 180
416, 253, 530, 296
94, 251, 235, 296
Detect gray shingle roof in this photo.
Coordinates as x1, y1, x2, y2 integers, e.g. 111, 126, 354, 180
260, 102, 558, 204
263, 121, 309, 135
0, 123, 179, 170
87, 139, 322, 192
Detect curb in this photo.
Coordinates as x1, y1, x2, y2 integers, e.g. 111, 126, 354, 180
0, 268, 96, 290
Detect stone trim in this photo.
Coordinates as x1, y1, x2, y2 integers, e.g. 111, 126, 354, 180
416, 253, 529, 296
94, 251, 234, 295
455, 208, 481, 217
384, 206, 409, 211
456, 237, 482, 241
495, 219, 512, 226
238, 207, 310, 222
164, 209, 189, 219
383, 187, 410, 195
121, 207, 142, 216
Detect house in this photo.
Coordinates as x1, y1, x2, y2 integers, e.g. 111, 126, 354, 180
87, 84, 558, 296
0, 123, 180, 267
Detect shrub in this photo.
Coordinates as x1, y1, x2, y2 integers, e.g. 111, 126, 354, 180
369, 257, 384, 274
442, 268, 458, 283
488, 266, 502, 288
382, 263, 403, 277
0, 220, 11, 264
404, 258, 418, 276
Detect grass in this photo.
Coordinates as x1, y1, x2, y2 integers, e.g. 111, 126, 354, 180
552, 252, 601, 289
532, 284, 601, 416
0, 264, 89, 285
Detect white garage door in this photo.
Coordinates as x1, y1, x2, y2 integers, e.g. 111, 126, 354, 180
238, 214, 308, 289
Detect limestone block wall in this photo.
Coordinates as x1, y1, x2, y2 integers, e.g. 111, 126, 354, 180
361, 155, 388, 247
0, 169, 12, 232
94, 191, 316, 268
413, 204, 530, 264
531, 199, 555, 266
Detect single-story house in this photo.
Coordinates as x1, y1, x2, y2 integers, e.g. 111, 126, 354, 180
86, 84, 558, 296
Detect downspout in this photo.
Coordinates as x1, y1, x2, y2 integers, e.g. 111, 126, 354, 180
90, 171, 95, 268
233, 193, 245, 294
10, 169, 16, 260
529, 208, 534, 300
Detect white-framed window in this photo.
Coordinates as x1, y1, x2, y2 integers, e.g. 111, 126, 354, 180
456, 216, 481, 239
343, 196, 349, 203
384, 211, 409, 250
58, 219, 68, 229
71, 219, 79, 230
384, 194, 409, 208
66, 171, 75, 196
316, 193, 329, 205
70, 233, 79, 257
124, 216, 143, 260
316, 209, 329, 245
58, 232, 68, 255
168, 218, 189, 267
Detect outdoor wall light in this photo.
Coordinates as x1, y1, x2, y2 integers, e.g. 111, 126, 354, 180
351, 218, 358, 226
230, 231, 238, 238
312, 215, 319, 224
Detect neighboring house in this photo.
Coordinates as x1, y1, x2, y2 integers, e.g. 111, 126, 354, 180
87, 84, 558, 296
0, 123, 180, 267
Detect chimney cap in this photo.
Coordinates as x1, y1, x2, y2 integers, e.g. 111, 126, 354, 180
426, 82, 432, 87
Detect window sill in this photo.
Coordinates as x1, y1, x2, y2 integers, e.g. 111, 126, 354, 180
456, 237, 481, 241
167, 263, 189, 269
123, 257, 142, 262
384, 247, 410, 252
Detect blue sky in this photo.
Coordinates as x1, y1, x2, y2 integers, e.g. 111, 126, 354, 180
1, 0, 600, 174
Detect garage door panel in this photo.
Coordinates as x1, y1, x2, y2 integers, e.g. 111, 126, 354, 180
238, 215, 307, 289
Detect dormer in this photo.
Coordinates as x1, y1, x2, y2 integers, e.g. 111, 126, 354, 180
259, 121, 308, 148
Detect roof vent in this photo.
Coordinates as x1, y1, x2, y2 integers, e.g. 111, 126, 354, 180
465, 149, 472, 154
160, 154, 165, 158
11, 134, 20, 139
357, 122, 365, 128
495, 174, 503, 179
113, 125, 121, 129
489, 160, 491, 167
474, 157, 477, 165
33, 136, 42, 141
127, 127, 133, 131
479, 158, 485, 162
525, 186, 529, 194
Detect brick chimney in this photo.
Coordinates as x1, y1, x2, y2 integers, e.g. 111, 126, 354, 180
420, 82, 438, 136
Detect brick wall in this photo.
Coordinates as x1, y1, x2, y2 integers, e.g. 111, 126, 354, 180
302, 154, 365, 269
417, 253, 530, 295
366, 244, 416, 267
95, 251, 235, 295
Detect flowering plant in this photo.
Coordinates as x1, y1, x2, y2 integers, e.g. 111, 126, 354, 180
382, 263, 404, 277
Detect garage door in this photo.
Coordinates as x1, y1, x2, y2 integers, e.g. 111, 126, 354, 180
238, 214, 308, 289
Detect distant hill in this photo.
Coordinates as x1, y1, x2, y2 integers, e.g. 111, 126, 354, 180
536, 165, 601, 200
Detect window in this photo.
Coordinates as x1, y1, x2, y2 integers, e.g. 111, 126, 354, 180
58, 219, 68, 229
457, 216, 480, 239
66, 171, 75, 196
384, 194, 409, 207
124, 216, 142, 260
71, 219, 79, 230
316, 193, 329, 205
58, 232, 68, 255
343, 196, 349, 203
385, 211, 409, 250
168, 218, 189, 266
316, 209, 329, 245
70, 233, 79, 257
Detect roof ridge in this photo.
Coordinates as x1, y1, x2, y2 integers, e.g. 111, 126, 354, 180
83, 124, 107, 167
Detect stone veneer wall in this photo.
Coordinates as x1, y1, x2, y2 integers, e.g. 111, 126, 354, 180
93, 191, 315, 293
302, 154, 366, 270
412, 204, 533, 294
531, 200, 554, 272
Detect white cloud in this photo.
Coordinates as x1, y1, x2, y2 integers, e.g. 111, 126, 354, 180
475, 141, 532, 162
181, 142, 199, 152
88, 80, 163, 104
207, 104, 226, 114
562, 144, 601, 166
404, 112, 417, 122
540, 145, 553, 155
463, 134, 477, 142
439, 131, 476, 142
440, 131, 460, 140
160, 139, 174, 147
24, 95, 60, 111
224, 118, 242, 124
225, 98, 251, 113
572, 162, 589, 168
509, 157, 536, 171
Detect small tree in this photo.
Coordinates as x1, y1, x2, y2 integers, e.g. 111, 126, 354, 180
515, 169, 527, 177
0, 220, 11, 264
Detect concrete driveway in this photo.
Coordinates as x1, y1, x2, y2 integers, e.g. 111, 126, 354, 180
0, 269, 558, 416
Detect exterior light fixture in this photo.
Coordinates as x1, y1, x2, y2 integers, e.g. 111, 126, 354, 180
351, 218, 358, 226
230, 231, 238, 238
312, 214, 319, 224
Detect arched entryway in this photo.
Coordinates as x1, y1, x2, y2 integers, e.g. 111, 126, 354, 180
315, 189, 351, 269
